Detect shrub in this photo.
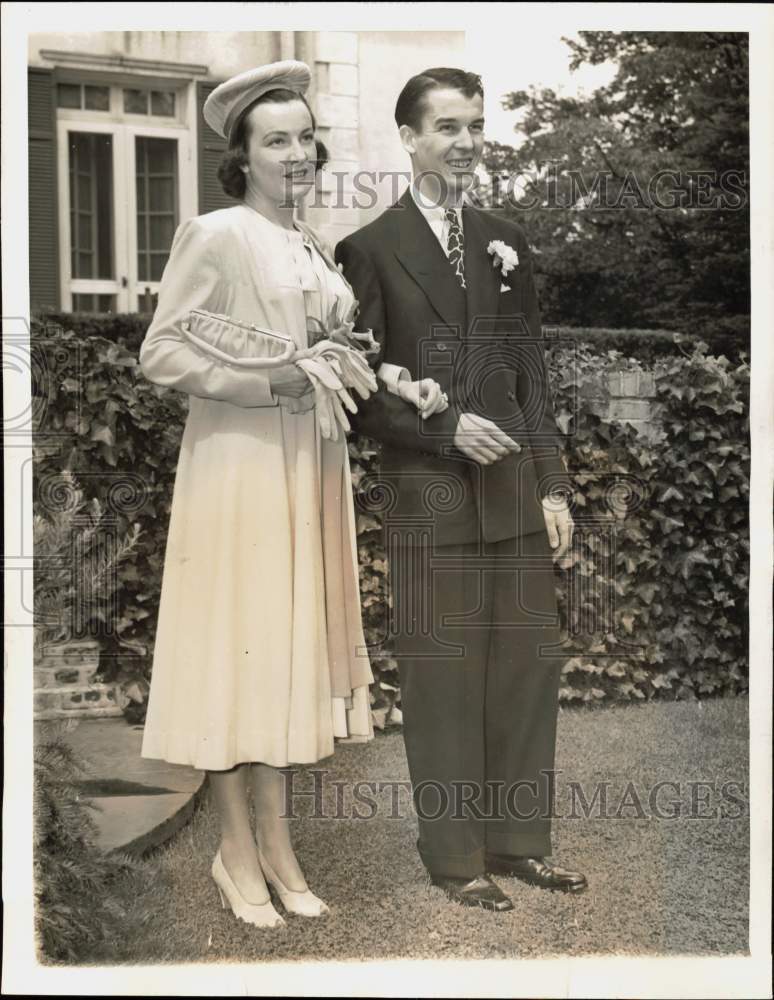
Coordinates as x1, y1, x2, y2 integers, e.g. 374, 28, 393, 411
546, 337, 749, 702
352, 337, 750, 709
32, 316, 749, 709
32, 319, 187, 661
34, 723, 147, 962
34, 470, 141, 655
547, 325, 748, 364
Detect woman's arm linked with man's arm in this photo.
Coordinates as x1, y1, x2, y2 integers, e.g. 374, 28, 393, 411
335, 237, 461, 457
335, 236, 523, 466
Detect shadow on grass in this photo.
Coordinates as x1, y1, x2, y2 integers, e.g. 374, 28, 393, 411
52, 696, 749, 965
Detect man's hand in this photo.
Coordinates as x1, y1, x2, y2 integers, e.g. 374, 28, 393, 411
268, 364, 314, 398
542, 493, 574, 567
397, 378, 449, 418
453, 413, 521, 465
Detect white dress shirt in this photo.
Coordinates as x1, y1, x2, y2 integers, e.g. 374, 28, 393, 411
409, 181, 465, 256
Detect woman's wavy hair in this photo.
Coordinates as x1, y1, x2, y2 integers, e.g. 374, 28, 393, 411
217, 88, 326, 199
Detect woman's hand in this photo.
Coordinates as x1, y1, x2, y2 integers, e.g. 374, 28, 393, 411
268, 364, 314, 398
397, 379, 449, 419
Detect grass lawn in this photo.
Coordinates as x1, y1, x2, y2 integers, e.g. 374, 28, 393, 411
83, 697, 749, 964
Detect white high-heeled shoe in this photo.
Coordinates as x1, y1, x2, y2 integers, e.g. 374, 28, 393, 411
257, 848, 330, 917
211, 848, 285, 928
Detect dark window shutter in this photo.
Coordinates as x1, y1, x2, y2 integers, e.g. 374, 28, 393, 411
28, 68, 60, 311
197, 81, 238, 214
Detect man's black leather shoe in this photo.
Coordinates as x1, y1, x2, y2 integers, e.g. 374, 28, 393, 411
486, 855, 588, 893
429, 874, 514, 911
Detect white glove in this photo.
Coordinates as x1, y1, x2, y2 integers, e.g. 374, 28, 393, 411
295, 356, 356, 442
297, 340, 377, 403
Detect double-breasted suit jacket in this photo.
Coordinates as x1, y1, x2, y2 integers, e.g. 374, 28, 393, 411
335, 188, 571, 547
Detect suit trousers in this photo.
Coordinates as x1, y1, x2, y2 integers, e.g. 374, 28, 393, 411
390, 529, 563, 879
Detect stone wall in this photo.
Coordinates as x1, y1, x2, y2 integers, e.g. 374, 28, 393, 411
301, 31, 362, 249
34, 641, 124, 720
583, 369, 659, 433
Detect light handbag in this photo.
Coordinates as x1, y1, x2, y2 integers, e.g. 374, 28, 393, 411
181, 308, 297, 369
180, 308, 377, 441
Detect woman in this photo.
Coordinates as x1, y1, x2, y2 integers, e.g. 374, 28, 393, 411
140, 60, 445, 929
139, 61, 373, 929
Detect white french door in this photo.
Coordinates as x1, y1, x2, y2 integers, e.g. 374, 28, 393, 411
57, 119, 195, 312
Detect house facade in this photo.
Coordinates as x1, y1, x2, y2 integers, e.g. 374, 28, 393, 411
27, 30, 464, 314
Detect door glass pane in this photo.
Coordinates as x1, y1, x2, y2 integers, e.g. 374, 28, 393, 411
149, 215, 175, 248
68, 132, 114, 280
150, 91, 176, 117
84, 85, 110, 111
78, 213, 91, 249
124, 89, 148, 114
149, 177, 174, 211
78, 173, 91, 207
72, 293, 116, 313
147, 140, 176, 174
71, 293, 92, 312
149, 253, 168, 281
135, 136, 178, 283
57, 83, 81, 108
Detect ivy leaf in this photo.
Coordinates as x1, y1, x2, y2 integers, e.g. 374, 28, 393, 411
681, 549, 713, 579
556, 410, 573, 434
90, 423, 114, 447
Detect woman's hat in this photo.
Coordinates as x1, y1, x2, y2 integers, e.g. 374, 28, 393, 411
203, 60, 312, 141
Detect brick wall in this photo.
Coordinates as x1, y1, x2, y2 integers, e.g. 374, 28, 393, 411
581, 369, 659, 433
34, 641, 124, 720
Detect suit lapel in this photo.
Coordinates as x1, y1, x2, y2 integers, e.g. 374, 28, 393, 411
392, 189, 467, 328
461, 205, 502, 336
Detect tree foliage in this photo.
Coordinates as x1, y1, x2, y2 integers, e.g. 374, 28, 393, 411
482, 32, 749, 343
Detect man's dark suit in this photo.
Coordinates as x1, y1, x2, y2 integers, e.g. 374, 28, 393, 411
336, 188, 570, 878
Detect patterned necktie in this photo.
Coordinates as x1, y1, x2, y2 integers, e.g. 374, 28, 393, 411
444, 208, 466, 289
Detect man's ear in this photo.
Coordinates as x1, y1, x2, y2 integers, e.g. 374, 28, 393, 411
398, 123, 417, 156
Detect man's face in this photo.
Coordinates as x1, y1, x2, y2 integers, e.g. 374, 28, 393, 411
401, 87, 485, 202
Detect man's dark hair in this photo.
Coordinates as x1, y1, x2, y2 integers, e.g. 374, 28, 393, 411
394, 67, 483, 132
217, 88, 319, 199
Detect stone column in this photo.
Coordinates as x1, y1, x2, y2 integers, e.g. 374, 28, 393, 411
299, 31, 362, 249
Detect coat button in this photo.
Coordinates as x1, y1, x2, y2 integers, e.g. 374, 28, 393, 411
437, 342, 448, 351
507, 390, 516, 401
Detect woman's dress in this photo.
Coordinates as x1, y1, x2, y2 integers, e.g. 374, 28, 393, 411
139, 204, 373, 771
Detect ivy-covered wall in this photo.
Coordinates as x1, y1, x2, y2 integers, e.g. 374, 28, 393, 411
31, 316, 749, 720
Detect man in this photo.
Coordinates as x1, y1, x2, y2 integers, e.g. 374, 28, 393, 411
335, 67, 587, 910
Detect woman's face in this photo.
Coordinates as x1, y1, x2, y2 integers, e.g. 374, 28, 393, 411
242, 98, 317, 205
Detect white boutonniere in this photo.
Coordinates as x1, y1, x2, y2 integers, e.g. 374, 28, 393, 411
487, 240, 519, 292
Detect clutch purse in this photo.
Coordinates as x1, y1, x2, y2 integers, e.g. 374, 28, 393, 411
181, 308, 297, 369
